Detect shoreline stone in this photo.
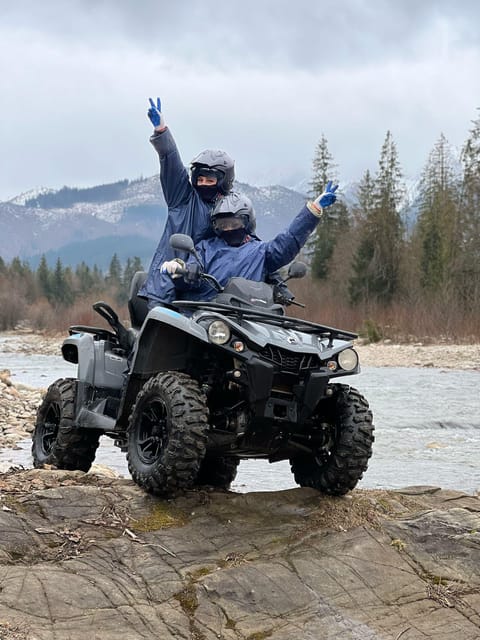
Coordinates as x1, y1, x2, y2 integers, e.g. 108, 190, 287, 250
0, 370, 43, 450
0, 469, 478, 639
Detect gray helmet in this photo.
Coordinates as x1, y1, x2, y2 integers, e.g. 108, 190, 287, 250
190, 149, 235, 194
211, 192, 256, 235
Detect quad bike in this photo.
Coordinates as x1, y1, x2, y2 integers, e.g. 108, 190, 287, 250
32, 234, 374, 496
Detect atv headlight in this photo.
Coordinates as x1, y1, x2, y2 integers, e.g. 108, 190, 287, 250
337, 348, 358, 371
208, 320, 231, 345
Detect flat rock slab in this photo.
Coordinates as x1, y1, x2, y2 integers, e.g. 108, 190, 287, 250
0, 470, 479, 639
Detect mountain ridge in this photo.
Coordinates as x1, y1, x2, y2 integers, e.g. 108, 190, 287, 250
1, 176, 308, 267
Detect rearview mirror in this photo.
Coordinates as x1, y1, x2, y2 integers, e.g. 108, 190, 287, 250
287, 261, 307, 280
170, 233, 195, 253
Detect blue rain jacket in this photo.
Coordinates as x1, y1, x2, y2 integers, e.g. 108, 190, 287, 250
139, 128, 216, 304
166, 205, 320, 303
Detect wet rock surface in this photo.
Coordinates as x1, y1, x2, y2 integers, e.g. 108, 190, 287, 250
0, 469, 479, 639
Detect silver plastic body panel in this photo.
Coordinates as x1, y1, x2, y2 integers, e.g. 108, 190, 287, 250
63, 332, 126, 389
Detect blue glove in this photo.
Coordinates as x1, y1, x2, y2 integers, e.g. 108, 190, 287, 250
147, 97, 165, 129
315, 180, 338, 209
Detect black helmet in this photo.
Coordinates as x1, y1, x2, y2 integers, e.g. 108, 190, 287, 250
211, 192, 256, 235
190, 149, 235, 195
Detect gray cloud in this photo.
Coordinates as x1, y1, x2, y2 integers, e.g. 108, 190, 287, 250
1, 0, 480, 199
4, 0, 480, 70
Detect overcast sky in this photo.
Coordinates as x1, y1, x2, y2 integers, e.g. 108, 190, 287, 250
1, 0, 480, 200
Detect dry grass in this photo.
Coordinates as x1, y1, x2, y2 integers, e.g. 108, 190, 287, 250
288, 277, 480, 343
0, 274, 478, 342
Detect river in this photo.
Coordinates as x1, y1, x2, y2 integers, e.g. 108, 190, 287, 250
1, 348, 479, 494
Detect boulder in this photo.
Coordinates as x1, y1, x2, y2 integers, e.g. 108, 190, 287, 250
0, 470, 479, 639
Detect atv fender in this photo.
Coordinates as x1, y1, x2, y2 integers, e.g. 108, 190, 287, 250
131, 307, 209, 375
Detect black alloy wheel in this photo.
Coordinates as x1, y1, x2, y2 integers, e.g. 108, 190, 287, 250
290, 384, 374, 495
32, 378, 101, 472
127, 372, 209, 496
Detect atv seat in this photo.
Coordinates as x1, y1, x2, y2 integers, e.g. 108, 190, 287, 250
128, 271, 149, 330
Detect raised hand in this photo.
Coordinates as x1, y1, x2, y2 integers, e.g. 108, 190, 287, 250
315, 180, 338, 209
147, 97, 166, 129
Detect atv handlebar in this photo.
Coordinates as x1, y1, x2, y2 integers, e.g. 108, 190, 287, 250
176, 266, 306, 306
175, 264, 223, 292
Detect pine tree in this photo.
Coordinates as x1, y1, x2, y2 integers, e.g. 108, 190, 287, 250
123, 256, 144, 290
75, 262, 94, 296
351, 170, 375, 224
349, 131, 405, 306
414, 134, 460, 295
37, 255, 52, 300
51, 258, 73, 306
309, 134, 349, 279
458, 109, 480, 310
309, 134, 334, 197
8, 258, 35, 303
115, 256, 140, 305
9, 257, 27, 278
107, 253, 122, 287
92, 265, 104, 291
64, 266, 74, 304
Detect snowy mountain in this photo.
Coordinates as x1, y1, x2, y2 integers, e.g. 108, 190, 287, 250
0, 176, 306, 268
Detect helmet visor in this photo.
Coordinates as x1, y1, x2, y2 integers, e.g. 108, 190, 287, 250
192, 166, 224, 184
213, 215, 246, 232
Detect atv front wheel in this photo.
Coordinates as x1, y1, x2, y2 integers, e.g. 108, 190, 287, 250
32, 378, 101, 472
127, 372, 209, 495
196, 456, 239, 490
290, 384, 374, 495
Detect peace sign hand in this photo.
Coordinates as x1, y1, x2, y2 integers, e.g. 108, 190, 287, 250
147, 97, 166, 129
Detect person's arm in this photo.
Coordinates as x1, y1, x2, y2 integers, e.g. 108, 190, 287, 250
147, 97, 192, 208
265, 182, 338, 273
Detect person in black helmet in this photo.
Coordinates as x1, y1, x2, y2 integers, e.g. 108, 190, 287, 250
189, 149, 235, 202
138, 97, 235, 307
160, 184, 338, 304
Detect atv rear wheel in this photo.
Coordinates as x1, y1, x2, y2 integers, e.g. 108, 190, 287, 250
127, 372, 209, 495
196, 456, 239, 490
32, 378, 101, 472
290, 384, 374, 495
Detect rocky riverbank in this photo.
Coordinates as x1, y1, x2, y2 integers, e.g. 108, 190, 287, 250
0, 469, 479, 639
0, 370, 42, 454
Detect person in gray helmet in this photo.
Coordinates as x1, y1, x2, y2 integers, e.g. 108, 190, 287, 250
139, 97, 236, 307
160, 183, 338, 304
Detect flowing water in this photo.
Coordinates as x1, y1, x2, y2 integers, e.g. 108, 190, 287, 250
1, 344, 479, 494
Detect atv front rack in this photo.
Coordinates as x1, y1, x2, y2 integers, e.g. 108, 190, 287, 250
172, 300, 358, 342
